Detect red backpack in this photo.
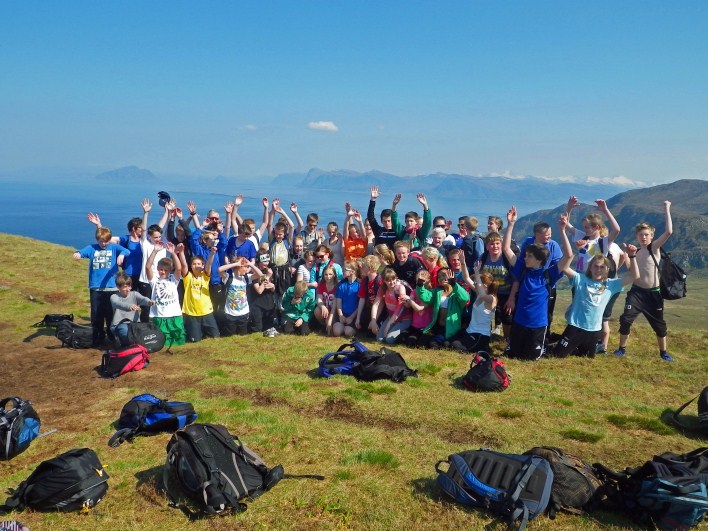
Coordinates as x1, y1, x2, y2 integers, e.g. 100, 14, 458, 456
100, 345, 150, 378
462, 351, 509, 392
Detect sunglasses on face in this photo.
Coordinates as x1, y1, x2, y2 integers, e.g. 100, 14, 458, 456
435, 225, 446, 229
207, 217, 220, 222
315, 255, 325, 259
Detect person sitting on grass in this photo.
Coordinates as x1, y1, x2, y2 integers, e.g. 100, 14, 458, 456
314, 263, 338, 334
281, 281, 316, 335
332, 260, 361, 338
146, 241, 186, 348
399, 269, 433, 347
551, 213, 639, 358
355, 254, 383, 336
451, 258, 498, 354
614, 200, 674, 362
109, 272, 154, 347
413, 267, 471, 349
217, 256, 264, 336
248, 252, 277, 334
369, 268, 412, 344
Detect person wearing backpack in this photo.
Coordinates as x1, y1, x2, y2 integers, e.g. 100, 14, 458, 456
615, 200, 675, 361
548, 213, 639, 358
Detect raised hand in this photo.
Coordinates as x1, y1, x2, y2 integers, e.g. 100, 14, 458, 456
506, 206, 517, 224
262, 197, 269, 210
187, 200, 196, 213
234, 195, 243, 207
392, 193, 402, 207
290, 202, 298, 213
272, 198, 281, 212
87, 212, 101, 226
141, 198, 152, 212
566, 195, 579, 211
370, 185, 380, 201
623, 243, 638, 255
316, 227, 325, 239
558, 212, 569, 229
416, 193, 428, 209
224, 201, 234, 215
594, 199, 608, 212
344, 201, 352, 214
166, 242, 176, 254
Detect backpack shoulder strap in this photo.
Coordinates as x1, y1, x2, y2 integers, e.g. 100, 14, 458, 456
672, 394, 700, 430
647, 242, 661, 271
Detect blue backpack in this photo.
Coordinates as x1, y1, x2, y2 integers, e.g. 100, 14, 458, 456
594, 457, 708, 530
436, 448, 553, 530
0, 397, 41, 461
108, 394, 198, 447
318, 341, 369, 378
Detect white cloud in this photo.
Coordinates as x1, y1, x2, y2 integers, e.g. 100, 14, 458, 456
585, 175, 641, 186
242, 124, 257, 131
308, 121, 339, 132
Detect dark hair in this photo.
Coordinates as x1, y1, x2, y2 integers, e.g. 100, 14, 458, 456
127, 217, 142, 232
380, 208, 393, 219
148, 224, 163, 235
533, 222, 551, 234
525, 243, 549, 264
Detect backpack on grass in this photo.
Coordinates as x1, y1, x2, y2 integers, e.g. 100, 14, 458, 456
648, 243, 687, 300
126, 321, 166, 353
436, 448, 553, 530
594, 456, 708, 530
0, 398, 41, 461
108, 394, 198, 447
55, 321, 93, 349
318, 341, 369, 377
0, 448, 108, 514
163, 423, 284, 517
33, 313, 73, 328
523, 446, 603, 517
462, 351, 509, 392
100, 344, 150, 378
672, 386, 708, 434
351, 346, 418, 383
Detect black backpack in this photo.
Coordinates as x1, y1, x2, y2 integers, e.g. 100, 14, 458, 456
462, 351, 510, 392
351, 346, 418, 383
126, 321, 166, 353
523, 446, 604, 517
164, 423, 284, 516
0, 448, 109, 514
108, 393, 198, 447
672, 386, 708, 434
55, 321, 94, 349
594, 455, 708, 529
33, 313, 73, 328
648, 243, 687, 300
0, 397, 41, 461
436, 448, 554, 530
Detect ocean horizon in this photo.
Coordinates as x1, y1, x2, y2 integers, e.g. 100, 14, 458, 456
2, 178, 561, 249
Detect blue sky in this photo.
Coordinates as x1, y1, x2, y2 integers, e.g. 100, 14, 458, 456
1, 1, 707, 184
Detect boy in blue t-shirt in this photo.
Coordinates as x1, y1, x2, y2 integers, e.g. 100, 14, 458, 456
73, 226, 130, 346
508, 243, 563, 361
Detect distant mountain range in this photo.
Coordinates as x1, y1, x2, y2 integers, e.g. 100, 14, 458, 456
511, 179, 708, 269
94, 165, 158, 182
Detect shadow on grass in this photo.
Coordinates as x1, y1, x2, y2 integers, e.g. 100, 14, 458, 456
22, 328, 56, 343
660, 408, 708, 442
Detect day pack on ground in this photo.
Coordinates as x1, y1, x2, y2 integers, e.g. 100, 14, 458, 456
523, 446, 603, 517
55, 320, 93, 349
109, 393, 198, 447
100, 344, 150, 378
462, 351, 509, 392
318, 341, 369, 377
318, 341, 417, 382
0, 448, 108, 514
0, 397, 41, 461
436, 448, 553, 530
594, 453, 708, 529
163, 423, 284, 517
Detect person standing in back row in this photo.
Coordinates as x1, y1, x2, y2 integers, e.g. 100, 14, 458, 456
614, 201, 674, 362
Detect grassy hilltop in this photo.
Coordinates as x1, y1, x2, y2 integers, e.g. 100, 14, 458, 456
0, 233, 706, 530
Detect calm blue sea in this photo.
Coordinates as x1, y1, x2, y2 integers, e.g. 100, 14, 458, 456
0, 178, 552, 248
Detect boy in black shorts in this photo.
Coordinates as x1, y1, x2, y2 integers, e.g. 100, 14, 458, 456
614, 201, 673, 361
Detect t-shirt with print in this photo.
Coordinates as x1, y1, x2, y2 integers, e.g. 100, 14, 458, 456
182, 271, 213, 316
224, 276, 249, 317
150, 275, 182, 318
572, 233, 610, 274
317, 283, 337, 311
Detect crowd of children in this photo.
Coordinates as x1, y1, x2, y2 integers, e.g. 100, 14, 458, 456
73, 187, 675, 361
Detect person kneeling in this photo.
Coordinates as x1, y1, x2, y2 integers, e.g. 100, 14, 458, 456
281, 281, 316, 335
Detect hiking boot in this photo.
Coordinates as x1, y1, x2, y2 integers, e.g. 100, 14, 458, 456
659, 351, 673, 362
613, 347, 626, 357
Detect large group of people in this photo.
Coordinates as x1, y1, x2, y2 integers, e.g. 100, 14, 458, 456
73, 186, 675, 361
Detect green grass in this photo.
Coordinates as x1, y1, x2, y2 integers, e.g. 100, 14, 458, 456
1, 233, 707, 530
